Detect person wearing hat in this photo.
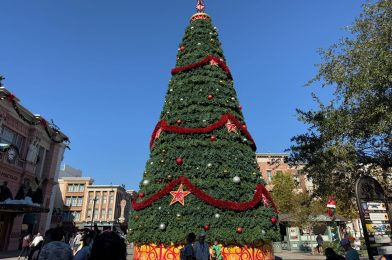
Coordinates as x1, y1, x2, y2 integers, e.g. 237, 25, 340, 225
340, 239, 359, 260
193, 231, 210, 260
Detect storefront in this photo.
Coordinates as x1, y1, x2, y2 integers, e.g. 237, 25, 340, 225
0, 204, 48, 251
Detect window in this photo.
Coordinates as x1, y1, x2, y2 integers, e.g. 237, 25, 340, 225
0, 126, 26, 152
77, 197, 83, 206
87, 209, 92, 218
72, 211, 81, 221
267, 170, 273, 183
102, 196, 107, 204
89, 197, 94, 204
109, 196, 114, 204
65, 197, 71, 206
72, 197, 77, 206
67, 184, 74, 192
101, 210, 106, 219
79, 184, 85, 192
108, 209, 113, 218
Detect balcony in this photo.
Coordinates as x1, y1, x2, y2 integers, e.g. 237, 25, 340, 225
0, 151, 37, 174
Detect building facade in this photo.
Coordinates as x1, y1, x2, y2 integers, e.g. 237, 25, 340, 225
0, 86, 69, 251
256, 153, 313, 192
53, 172, 131, 233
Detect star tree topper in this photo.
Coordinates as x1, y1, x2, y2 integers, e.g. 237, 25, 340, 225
196, 0, 205, 13
170, 184, 191, 206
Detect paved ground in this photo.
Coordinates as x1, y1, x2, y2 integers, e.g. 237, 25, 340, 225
0, 247, 133, 260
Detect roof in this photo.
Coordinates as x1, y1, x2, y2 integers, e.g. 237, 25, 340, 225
279, 213, 348, 223
0, 87, 69, 143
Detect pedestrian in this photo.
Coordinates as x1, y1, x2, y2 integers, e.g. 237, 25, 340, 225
18, 233, 31, 259
28, 232, 44, 260
72, 232, 82, 254
180, 232, 196, 260
73, 231, 94, 260
211, 241, 222, 260
316, 234, 324, 254
353, 238, 361, 251
325, 247, 345, 260
340, 239, 359, 260
38, 227, 72, 260
88, 231, 127, 260
193, 231, 210, 260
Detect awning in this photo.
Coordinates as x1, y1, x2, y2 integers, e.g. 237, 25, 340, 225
278, 213, 347, 223
0, 204, 49, 214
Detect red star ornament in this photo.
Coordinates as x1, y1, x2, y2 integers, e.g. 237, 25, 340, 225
170, 184, 191, 206
210, 59, 219, 66
225, 120, 237, 133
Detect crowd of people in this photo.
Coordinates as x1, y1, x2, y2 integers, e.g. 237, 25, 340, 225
17, 224, 127, 260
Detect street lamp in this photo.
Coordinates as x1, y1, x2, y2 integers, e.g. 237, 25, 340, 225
91, 196, 98, 229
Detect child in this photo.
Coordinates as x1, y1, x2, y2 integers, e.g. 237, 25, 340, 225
210, 249, 217, 260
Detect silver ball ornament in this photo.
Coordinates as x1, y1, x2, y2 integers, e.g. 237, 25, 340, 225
233, 176, 241, 184
159, 223, 166, 230
207, 163, 212, 168
143, 180, 150, 186
215, 213, 220, 218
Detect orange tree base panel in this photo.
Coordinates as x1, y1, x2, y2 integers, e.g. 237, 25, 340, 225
133, 242, 274, 260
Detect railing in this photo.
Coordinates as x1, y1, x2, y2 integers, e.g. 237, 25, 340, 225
0, 151, 36, 173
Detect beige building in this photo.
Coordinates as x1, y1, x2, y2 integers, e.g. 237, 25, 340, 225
53, 171, 131, 233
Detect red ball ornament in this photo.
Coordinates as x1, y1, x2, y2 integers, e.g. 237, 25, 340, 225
176, 119, 182, 125
271, 217, 278, 224
176, 157, 183, 166
208, 95, 214, 100
179, 45, 186, 52
239, 105, 243, 110
210, 135, 217, 142
236, 227, 243, 234
203, 225, 210, 231
139, 192, 145, 198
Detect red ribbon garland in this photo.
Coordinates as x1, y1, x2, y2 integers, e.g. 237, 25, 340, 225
150, 113, 256, 150
132, 176, 278, 213
171, 55, 233, 80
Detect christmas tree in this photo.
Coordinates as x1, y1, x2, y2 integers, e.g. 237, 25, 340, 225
130, 1, 279, 258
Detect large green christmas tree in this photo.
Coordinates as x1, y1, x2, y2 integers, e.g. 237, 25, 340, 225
129, 1, 279, 247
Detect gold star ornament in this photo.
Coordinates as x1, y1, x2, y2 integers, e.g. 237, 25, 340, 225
170, 184, 191, 206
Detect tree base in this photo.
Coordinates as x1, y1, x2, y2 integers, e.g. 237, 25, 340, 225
133, 242, 274, 260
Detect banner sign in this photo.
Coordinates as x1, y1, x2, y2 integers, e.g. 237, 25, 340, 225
356, 176, 392, 258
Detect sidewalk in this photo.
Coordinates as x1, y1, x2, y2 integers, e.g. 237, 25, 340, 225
275, 250, 369, 260
0, 250, 19, 259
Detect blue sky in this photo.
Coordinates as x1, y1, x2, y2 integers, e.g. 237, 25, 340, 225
1, 1, 365, 190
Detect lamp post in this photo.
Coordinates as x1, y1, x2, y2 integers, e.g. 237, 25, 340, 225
91, 196, 98, 229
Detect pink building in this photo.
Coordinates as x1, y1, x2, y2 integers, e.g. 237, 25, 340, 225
0, 85, 69, 251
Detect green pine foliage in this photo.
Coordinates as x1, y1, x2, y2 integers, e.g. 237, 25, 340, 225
128, 16, 279, 245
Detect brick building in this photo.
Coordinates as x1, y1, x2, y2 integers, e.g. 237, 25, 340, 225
256, 153, 313, 192
0, 86, 69, 251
